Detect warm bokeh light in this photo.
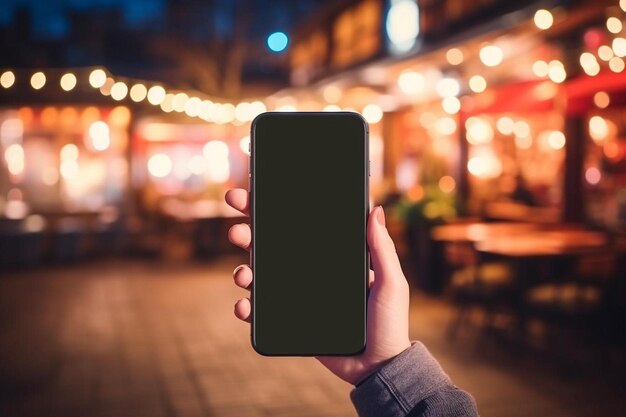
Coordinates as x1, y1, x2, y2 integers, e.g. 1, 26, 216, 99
607, 17, 623, 34
109, 106, 131, 126
496, 116, 515, 135
548, 60, 566, 83
397, 71, 424, 95
275, 104, 296, 112
323, 104, 341, 112
363, 104, 383, 123
30, 72, 46, 89
184, 97, 202, 117
130, 83, 148, 102
436, 77, 460, 97
148, 153, 173, 178
88, 121, 111, 151
612, 37, 626, 57
598, 45, 614, 61
441, 97, 461, 114
435, 116, 457, 135
99, 77, 114, 96
110, 81, 128, 101
5, 143, 25, 176
479, 44, 503, 67
322, 85, 342, 103
593, 91, 610, 108
60, 159, 79, 180
585, 166, 601, 185
215, 103, 235, 122
547, 130, 566, 150
60, 143, 79, 160
1, 70, 15, 88
249, 101, 266, 118
604, 141, 620, 159
534, 9, 554, 30
60, 73, 77, 91
160, 94, 175, 112
235, 102, 252, 122
513, 120, 531, 138
468, 75, 487, 93
589, 115, 609, 142
465, 117, 493, 144
446, 48, 464, 65
438, 176, 456, 193
609, 56, 625, 72
467, 153, 502, 178
89, 69, 107, 88
579, 52, 600, 75
147, 85, 166, 105
40, 106, 58, 127
1, 118, 24, 147
203, 140, 230, 183
240, 136, 251, 155
532, 60, 549, 77
172, 93, 189, 112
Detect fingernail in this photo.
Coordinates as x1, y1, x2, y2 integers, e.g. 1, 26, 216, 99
233, 265, 244, 276
376, 206, 386, 226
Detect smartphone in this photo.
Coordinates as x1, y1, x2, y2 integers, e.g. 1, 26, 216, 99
250, 112, 369, 356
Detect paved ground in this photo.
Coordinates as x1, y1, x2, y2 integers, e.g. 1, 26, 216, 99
0, 256, 624, 417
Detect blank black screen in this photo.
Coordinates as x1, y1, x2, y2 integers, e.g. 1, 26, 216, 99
251, 112, 368, 356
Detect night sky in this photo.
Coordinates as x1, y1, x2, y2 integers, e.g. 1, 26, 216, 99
0, 0, 167, 38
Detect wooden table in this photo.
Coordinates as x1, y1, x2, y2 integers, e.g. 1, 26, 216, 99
474, 230, 608, 258
431, 222, 540, 244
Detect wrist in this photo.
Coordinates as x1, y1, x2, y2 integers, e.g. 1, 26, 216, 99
353, 340, 413, 386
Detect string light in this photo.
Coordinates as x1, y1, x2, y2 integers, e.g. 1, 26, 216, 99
30, 72, 46, 89
1, 71, 15, 88
534, 9, 554, 30
129, 84, 147, 102
60, 73, 77, 91
147, 86, 166, 105
89, 69, 107, 88
110, 81, 128, 101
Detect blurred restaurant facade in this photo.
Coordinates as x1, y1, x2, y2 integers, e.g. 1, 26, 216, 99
1, 0, 626, 271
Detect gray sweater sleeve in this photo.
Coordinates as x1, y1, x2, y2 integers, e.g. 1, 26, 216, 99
350, 342, 478, 417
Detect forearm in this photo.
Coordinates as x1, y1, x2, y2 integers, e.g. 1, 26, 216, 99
350, 342, 478, 417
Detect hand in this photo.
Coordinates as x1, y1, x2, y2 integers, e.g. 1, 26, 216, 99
225, 188, 411, 385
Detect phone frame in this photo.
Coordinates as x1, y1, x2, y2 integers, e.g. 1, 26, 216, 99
249, 111, 370, 356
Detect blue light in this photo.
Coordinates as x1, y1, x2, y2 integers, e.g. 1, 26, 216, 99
267, 31, 289, 52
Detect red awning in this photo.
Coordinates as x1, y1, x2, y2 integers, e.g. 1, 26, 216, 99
462, 71, 626, 117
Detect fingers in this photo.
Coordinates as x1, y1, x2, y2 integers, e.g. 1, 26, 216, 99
367, 206, 407, 291
233, 265, 253, 289
228, 223, 251, 251
234, 298, 251, 322
225, 189, 250, 216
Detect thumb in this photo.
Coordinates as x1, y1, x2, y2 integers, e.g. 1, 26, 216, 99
367, 206, 405, 288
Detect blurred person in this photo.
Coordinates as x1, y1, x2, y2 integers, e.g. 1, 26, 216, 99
225, 189, 478, 417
